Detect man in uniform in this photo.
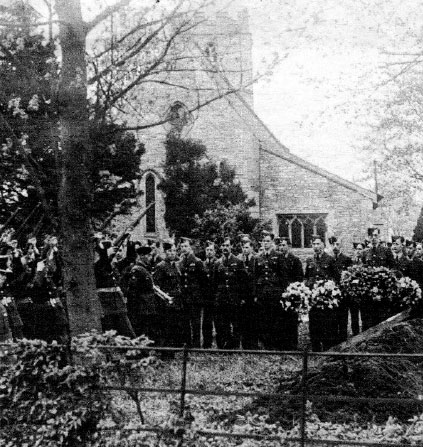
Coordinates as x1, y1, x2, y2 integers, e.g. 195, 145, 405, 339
0, 255, 23, 340
202, 241, 218, 349
410, 242, 423, 290
391, 236, 411, 277
328, 236, 352, 343
125, 245, 160, 341
278, 237, 304, 350
177, 237, 205, 347
305, 235, 338, 351
94, 235, 136, 338
255, 232, 285, 350
214, 238, 246, 349
364, 228, 394, 268
154, 241, 188, 351
305, 235, 338, 286
237, 238, 259, 350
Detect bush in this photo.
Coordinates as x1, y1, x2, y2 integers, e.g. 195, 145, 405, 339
0, 331, 156, 447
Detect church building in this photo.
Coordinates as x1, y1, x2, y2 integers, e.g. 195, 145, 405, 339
124, 9, 382, 255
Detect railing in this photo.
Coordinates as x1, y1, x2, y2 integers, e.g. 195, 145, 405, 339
1, 343, 423, 446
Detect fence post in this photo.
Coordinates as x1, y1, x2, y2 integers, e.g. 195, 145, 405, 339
300, 348, 309, 447
179, 344, 189, 417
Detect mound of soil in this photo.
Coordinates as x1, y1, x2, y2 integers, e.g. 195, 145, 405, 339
250, 314, 423, 426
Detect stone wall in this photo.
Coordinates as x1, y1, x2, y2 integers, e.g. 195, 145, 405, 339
259, 148, 376, 256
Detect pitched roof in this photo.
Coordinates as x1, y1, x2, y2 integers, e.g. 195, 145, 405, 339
224, 90, 380, 205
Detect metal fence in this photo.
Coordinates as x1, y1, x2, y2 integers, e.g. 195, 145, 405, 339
90, 345, 423, 446
1, 342, 423, 446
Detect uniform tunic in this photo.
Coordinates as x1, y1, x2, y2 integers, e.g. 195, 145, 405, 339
255, 249, 285, 350
237, 253, 259, 350
202, 257, 218, 349
177, 253, 206, 348
154, 259, 188, 348
214, 254, 246, 349
126, 262, 160, 340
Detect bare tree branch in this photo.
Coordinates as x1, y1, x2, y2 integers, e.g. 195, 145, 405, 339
85, 0, 133, 33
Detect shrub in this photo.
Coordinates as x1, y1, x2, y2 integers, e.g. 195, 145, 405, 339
0, 331, 156, 446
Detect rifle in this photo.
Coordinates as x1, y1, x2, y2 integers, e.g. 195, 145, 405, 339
153, 284, 174, 305
0, 207, 22, 234
113, 202, 156, 250
14, 203, 42, 240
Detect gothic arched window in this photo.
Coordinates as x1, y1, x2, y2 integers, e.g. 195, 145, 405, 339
278, 213, 328, 248
145, 174, 156, 233
166, 101, 192, 138
205, 41, 217, 63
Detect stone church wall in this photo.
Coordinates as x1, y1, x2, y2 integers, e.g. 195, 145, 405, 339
260, 149, 375, 256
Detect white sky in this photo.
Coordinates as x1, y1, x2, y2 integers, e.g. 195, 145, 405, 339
29, 0, 423, 188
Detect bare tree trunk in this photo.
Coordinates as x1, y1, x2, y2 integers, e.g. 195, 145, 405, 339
56, 0, 102, 334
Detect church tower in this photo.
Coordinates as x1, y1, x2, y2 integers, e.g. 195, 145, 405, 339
125, 8, 259, 241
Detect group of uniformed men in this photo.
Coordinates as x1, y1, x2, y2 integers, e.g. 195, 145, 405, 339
1, 226, 422, 352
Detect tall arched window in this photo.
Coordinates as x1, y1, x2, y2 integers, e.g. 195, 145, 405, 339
145, 174, 156, 233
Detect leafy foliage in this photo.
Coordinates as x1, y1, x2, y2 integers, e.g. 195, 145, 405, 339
159, 137, 259, 239
0, 2, 144, 236
192, 202, 272, 246
0, 331, 157, 447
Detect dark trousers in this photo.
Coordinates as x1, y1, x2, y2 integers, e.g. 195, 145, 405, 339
256, 285, 283, 350
162, 307, 189, 348
186, 304, 202, 348
335, 304, 349, 344
202, 300, 215, 348
215, 303, 240, 349
239, 301, 259, 350
279, 311, 299, 351
309, 308, 337, 352
350, 302, 360, 336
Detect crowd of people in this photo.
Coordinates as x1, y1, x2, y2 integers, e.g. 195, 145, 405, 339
1, 225, 422, 352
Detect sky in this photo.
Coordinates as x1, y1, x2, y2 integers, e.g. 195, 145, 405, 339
27, 0, 423, 189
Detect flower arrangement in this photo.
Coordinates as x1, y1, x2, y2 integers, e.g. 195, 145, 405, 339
309, 280, 342, 310
393, 276, 422, 310
280, 282, 311, 316
340, 266, 397, 305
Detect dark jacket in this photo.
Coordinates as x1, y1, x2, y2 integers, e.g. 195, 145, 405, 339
153, 259, 182, 309
203, 257, 218, 304
364, 244, 394, 268
126, 262, 159, 315
255, 249, 284, 288
237, 253, 257, 298
305, 251, 338, 285
214, 253, 246, 306
333, 252, 353, 282
177, 252, 206, 306
280, 251, 304, 290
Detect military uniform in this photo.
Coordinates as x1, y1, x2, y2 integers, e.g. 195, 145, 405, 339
305, 252, 339, 286
255, 249, 284, 350
214, 254, 246, 349
178, 253, 206, 348
305, 252, 338, 351
410, 256, 423, 289
27, 263, 69, 344
94, 246, 135, 338
0, 301, 11, 342
279, 251, 304, 350
332, 253, 353, 344
125, 261, 160, 341
0, 277, 23, 340
202, 256, 218, 349
364, 244, 394, 268
237, 252, 259, 350
153, 259, 188, 349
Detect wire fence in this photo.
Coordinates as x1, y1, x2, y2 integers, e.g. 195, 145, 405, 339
2, 342, 423, 446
